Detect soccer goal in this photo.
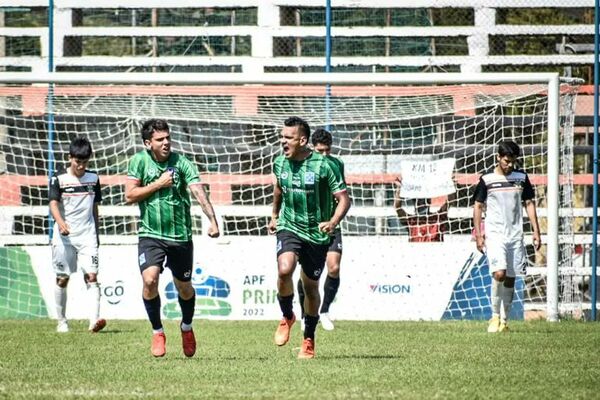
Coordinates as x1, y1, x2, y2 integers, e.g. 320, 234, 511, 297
0, 72, 582, 322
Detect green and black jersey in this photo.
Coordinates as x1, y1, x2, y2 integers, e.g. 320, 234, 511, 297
127, 150, 201, 242
273, 151, 347, 245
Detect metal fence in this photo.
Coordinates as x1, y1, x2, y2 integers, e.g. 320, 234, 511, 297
0, 0, 594, 81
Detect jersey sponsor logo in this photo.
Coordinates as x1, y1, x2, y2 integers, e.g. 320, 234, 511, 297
281, 172, 288, 179
305, 172, 315, 185
292, 175, 301, 187
283, 187, 315, 194
60, 184, 97, 194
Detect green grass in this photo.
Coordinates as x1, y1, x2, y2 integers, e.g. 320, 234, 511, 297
0, 319, 599, 399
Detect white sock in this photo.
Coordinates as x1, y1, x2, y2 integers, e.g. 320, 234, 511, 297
500, 284, 515, 323
491, 278, 502, 317
181, 322, 193, 332
87, 282, 101, 326
54, 285, 67, 321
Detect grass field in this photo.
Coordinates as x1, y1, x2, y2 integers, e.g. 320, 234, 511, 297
1, 319, 599, 399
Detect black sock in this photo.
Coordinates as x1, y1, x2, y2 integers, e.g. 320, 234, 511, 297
178, 295, 195, 325
277, 294, 294, 320
304, 314, 319, 340
320, 275, 340, 314
143, 295, 162, 331
297, 279, 305, 318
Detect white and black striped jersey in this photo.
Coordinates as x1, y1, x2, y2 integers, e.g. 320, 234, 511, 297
48, 169, 102, 243
473, 169, 535, 243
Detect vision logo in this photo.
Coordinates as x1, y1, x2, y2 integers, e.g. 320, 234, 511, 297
163, 266, 231, 318
369, 283, 411, 295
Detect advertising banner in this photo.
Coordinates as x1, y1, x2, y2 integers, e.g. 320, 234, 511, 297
21, 237, 522, 321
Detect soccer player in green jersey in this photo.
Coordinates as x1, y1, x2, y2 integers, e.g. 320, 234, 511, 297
268, 117, 350, 359
296, 128, 345, 331
125, 119, 220, 358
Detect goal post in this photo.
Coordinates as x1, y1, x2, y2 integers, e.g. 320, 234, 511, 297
0, 72, 579, 322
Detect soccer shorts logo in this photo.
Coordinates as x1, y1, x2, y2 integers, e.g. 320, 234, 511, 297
276, 240, 282, 252
138, 253, 146, 266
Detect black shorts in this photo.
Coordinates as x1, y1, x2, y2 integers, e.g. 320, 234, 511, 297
328, 230, 343, 254
276, 230, 329, 281
138, 237, 194, 282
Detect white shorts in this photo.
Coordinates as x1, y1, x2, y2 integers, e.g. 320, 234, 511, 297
485, 238, 526, 277
52, 240, 99, 277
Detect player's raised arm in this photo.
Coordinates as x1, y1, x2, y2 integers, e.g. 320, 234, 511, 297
124, 171, 173, 204
393, 176, 409, 222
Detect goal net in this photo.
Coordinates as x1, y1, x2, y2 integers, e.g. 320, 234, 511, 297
0, 73, 582, 321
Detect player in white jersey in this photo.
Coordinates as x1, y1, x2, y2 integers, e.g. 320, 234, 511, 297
49, 137, 106, 333
473, 140, 541, 333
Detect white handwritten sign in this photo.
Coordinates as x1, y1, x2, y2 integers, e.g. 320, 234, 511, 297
400, 158, 456, 198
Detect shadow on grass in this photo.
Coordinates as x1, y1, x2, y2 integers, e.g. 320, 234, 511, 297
318, 354, 403, 360
192, 354, 402, 362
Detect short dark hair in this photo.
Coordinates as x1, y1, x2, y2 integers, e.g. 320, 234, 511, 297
497, 140, 520, 158
284, 116, 310, 141
69, 136, 92, 159
141, 119, 170, 142
312, 128, 332, 147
